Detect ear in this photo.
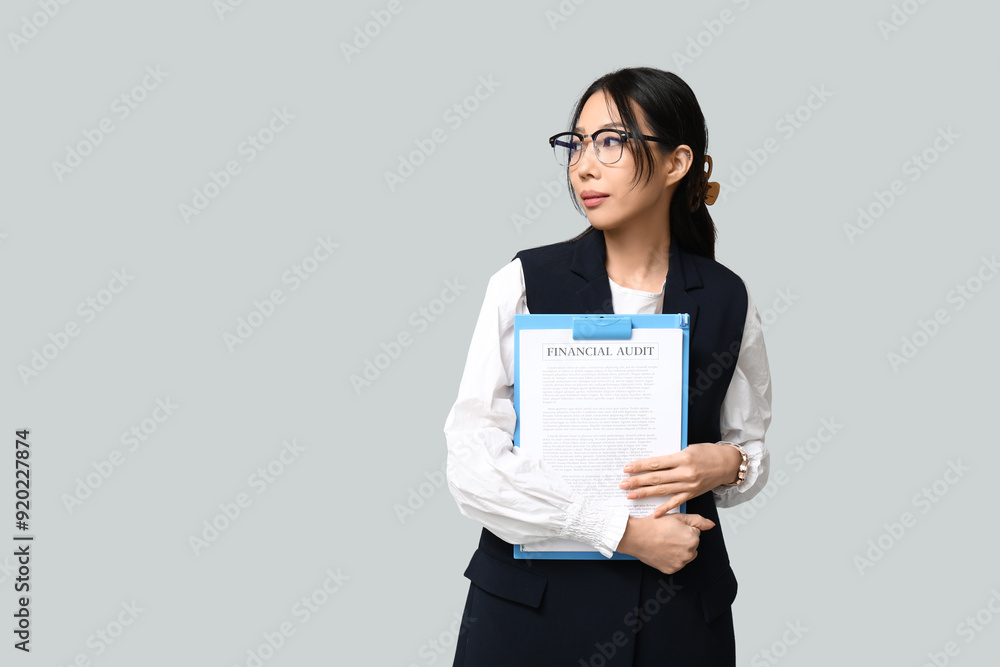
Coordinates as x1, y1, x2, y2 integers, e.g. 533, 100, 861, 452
662, 144, 694, 190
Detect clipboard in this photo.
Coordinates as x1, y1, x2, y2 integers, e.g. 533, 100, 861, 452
512, 313, 690, 560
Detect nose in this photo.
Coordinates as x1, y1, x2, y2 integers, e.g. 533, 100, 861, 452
573, 136, 601, 177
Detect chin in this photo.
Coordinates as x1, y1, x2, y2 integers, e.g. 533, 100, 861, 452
585, 213, 624, 231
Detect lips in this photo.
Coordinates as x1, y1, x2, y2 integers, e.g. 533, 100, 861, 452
580, 190, 609, 207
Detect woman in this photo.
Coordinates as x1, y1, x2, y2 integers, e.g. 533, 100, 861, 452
444, 66, 772, 666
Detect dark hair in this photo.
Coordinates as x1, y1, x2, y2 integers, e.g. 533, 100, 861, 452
561, 67, 717, 260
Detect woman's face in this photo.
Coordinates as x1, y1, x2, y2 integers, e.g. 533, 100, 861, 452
570, 91, 689, 233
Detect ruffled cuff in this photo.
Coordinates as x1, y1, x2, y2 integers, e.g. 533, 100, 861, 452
562, 498, 632, 558
712, 448, 768, 507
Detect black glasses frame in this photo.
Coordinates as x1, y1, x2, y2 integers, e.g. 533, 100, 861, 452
548, 129, 672, 166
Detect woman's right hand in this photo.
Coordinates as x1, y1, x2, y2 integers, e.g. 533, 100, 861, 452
616, 513, 715, 574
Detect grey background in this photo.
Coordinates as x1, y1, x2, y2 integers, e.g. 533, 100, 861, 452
2, 0, 997, 665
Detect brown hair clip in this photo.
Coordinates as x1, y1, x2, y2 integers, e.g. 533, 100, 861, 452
702, 155, 720, 206
688, 154, 720, 211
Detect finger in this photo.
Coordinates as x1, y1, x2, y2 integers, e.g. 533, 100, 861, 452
652, 495, 687, 517
677, 513, 716, 531
620, 471, 674, 490
618, 474, 661, 489
623, 452, 680, 473
624, 483, 678, 500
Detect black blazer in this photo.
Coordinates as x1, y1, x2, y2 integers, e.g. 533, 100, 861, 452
452, 227, 751, 667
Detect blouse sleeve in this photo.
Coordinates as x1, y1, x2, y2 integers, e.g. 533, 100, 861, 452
443, 258, 630, 558
711, 284, 773, 507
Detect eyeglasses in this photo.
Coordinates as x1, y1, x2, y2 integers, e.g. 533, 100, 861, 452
548, 129, 672, 167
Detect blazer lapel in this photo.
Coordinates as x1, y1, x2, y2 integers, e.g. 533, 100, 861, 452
570, 229, 615, 314
663, 237, 701, 332
570, 228, 702, 330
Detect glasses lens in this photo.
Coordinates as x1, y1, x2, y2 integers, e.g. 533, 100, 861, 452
594, 131, 625, 165
552, 134, 581, 166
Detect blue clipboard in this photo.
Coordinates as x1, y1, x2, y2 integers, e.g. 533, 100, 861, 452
512, 313, 690, 560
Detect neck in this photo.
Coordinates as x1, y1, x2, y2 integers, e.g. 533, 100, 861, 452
602, 221, 670, 291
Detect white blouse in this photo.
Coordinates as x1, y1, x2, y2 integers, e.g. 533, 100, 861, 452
443, 257, 772, 558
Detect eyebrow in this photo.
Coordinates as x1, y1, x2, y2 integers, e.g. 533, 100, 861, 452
573, 122, 625, 133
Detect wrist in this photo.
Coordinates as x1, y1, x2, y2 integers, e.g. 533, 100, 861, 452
616, 516, 646, 557
718, 442, 748, 487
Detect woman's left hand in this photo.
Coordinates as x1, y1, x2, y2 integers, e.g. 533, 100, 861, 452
619, 443, 742, 517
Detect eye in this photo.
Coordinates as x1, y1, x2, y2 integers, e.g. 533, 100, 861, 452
599, 134, 623, 148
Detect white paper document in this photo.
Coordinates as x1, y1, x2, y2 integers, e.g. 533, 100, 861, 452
516, 322, 686, 554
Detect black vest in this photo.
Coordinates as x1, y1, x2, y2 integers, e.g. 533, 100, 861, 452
456, 227, 749, 665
